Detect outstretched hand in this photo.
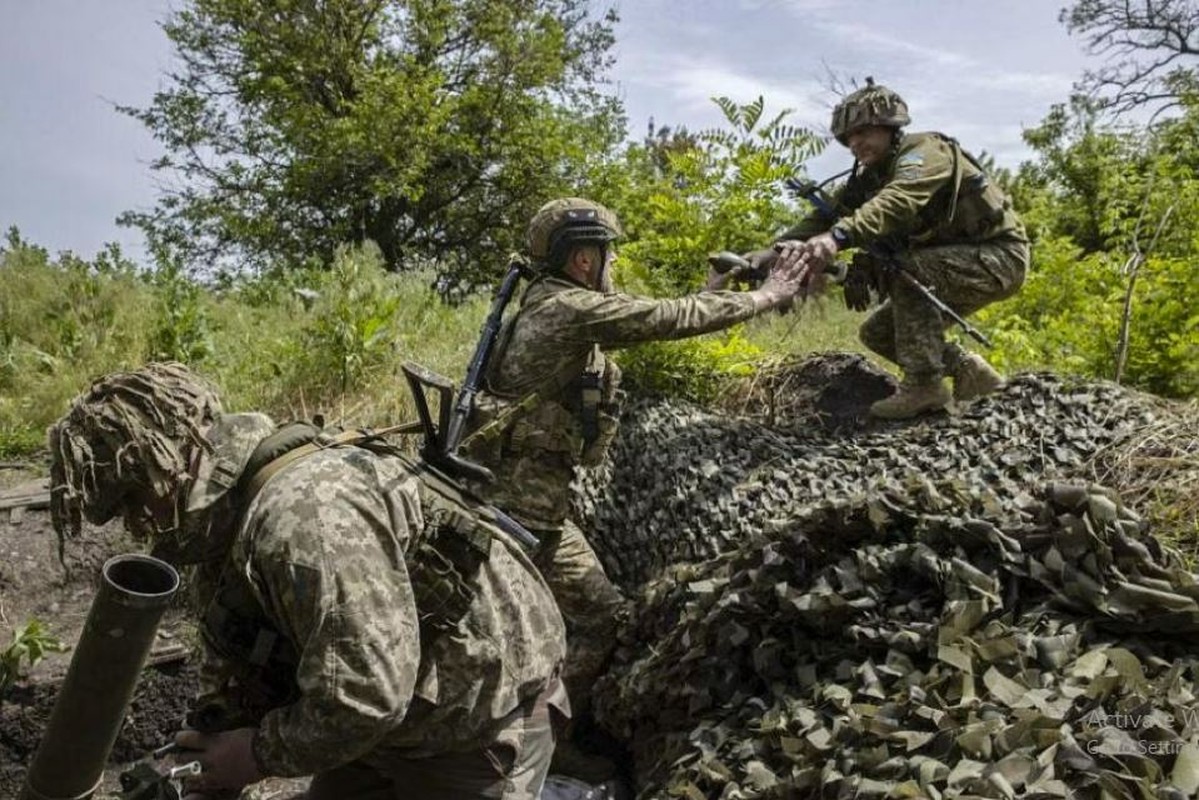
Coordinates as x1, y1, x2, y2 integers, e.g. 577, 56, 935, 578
753, 244, 813, 310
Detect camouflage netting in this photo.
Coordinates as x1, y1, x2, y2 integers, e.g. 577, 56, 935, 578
573, 359, 1168, 591
571, 354, 1199, 799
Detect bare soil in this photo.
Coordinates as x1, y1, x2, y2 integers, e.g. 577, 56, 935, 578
0, 464, 306, 799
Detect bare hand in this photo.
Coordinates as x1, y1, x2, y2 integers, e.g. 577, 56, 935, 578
753, 244, 811, 310
798, 232, 838, 272
175, 727, 263, 796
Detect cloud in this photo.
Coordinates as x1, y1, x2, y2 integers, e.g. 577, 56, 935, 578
617, 50, 830, 125
819, 21, 971, 69
736, 0, 845, 11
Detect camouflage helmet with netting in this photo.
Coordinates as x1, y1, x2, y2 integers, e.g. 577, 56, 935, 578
526, 197, 623, 267
830, 78, 911, 145
49, 362, 222, 545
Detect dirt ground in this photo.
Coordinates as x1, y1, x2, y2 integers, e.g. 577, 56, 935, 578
0, 464, 307, 799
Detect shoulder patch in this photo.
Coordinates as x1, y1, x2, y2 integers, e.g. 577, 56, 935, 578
894, 152, 925, 180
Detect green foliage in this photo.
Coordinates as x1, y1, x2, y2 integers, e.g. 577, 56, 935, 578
1019, 99, 1137, 252
605, 96, 824, 297
296, 244, 402, 396
616, 329, 762, 404
999, 96, 1199, 398
0, 229, 155, 455
119, 0, 624, 284
740, 298, 873, 362
0, 619, 66, 696
149, 258, 214, 363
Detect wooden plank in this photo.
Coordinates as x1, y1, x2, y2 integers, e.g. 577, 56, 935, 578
0, 490, 50, 512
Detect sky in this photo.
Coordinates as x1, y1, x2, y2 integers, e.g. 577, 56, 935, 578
0, 0, 1096, 264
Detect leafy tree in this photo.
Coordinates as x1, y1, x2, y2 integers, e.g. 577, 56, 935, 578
119, 0, 624, 284
991, 96, 1199, 397
606, 96, 824, 296
1062, 0, 1199, 116
1019, 98, 1140, 252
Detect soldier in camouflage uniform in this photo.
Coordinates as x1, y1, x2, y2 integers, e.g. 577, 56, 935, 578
461, 198, 808, 730
48, 362, 567, 800
761, 79, 1029, 419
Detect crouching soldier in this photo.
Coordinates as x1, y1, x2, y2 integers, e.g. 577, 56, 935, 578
48, 362, 567, 799
757, 80, 1029, 419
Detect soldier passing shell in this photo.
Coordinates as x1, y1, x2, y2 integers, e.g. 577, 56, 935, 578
752, 79, 1030, 420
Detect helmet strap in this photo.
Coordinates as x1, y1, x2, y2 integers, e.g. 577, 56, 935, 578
595, 243, 611, 291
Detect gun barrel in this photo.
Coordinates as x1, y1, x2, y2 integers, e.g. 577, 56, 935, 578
21, 554, 180, 800
893, 270, 992, 347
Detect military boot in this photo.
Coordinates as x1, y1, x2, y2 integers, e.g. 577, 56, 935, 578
869, 380, 951, 420
951, 353, 1004, 402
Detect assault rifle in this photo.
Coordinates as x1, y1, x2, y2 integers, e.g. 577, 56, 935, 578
402, 261, 526, 483
785, 173, 993, 348
401, 261, 540, 550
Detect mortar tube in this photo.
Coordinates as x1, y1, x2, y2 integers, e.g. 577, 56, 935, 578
21, 553, 180, 800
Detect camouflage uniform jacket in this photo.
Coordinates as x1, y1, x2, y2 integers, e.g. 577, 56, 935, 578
780, 131, 1027, 250
193, 415, 567, 777
464, 275, 760, 529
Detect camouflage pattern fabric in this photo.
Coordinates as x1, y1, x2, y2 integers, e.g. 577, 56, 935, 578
466, 274, 761, 531
49, 361, 222, 542
777, 132, 1029, 382
49, 364, 568, 796
571, 369, 1163, 592
306, 680, 562, 799
532, 519, 628, 711
859, 238, 1028, 382
462, 274, 762, 707
183, 417, 567, 777
781, 132, 1027, 249
593, 477, 1199, 799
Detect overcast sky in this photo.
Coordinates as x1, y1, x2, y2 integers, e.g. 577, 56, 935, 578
0, 0, 1095, 263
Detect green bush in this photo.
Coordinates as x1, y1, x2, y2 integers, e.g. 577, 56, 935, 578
978, 236, 1199, 397
0, 619, 65, 696
616, 328, 763, 403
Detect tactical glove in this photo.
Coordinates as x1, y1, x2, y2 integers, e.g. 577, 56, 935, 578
842, 261, 873, 311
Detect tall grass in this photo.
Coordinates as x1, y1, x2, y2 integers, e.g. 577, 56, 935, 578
0, 234, 886, 457
0, 237, 492, 456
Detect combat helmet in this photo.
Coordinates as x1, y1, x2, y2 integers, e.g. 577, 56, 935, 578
830, 77, 910, 145
526, 197, 622, 268
49, 362, 227, 553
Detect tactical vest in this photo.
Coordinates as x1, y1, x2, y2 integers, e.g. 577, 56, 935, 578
198, 422, 496, 725
467, 281, 625, 470
844, 132, 1012, 245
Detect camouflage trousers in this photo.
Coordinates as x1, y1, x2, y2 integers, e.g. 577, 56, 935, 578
859, 238, 1028, 383
532, 518, 628, 716
304, 680, 562, 799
